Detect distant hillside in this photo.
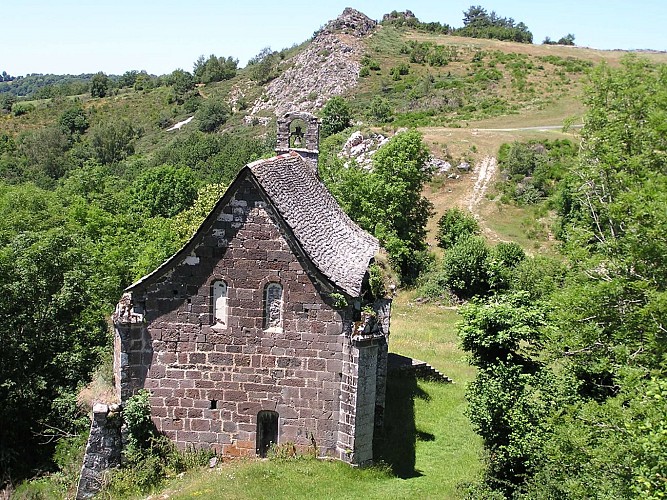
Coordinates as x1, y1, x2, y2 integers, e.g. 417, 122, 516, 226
1, 7, 666, 165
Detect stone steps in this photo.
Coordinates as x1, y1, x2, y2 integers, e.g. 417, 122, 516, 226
387, 353, 454, 384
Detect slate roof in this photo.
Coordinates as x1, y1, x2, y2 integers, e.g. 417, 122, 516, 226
248, 151, 379, 297
126, 151, 379, 298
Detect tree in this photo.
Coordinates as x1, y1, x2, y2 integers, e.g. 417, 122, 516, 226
460, 292, 548, 497
59, 106, 89, 137
90, 72, 109, 98
0, 226, 108, 480
462, 5, 489, 27
195, 99, 230, 132
19, 126, 72, 183
557, 33, 575, 45
247, 47, 280, 84
133, 165, 199, 218
118, 70, 139, 88
369, 96, 392, 123
323, 130, 433, 282
89, 119, 137, 164
436, 207, 480, 249
193, 54, 238, 84
465, 56, 667, 499
165, 69, 194, 103
320, 96, 351, 137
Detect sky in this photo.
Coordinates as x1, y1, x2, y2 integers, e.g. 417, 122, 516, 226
2, 0, 666, 77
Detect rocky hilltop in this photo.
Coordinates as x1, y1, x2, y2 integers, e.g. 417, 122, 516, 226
249, 8, 376, 117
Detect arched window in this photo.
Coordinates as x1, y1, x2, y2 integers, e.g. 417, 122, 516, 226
212, 280, 228, 326
264, 283, 283, 331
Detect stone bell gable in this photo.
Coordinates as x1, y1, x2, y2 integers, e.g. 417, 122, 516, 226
113, 112, 390, 465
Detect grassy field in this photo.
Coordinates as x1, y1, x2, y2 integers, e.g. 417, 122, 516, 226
143, 293, 482, 500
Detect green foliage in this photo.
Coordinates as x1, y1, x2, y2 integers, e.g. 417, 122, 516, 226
320, 96, 351, 138
193, 54, 238, 84
123, 390, 154, 452
195, 99, 230, 132
459, 292, 548, 496
361, 55, 380, 71
321, 130, 432, 283
467, 56, 667, 498
497, 139, 576, 204
90, 71, 110, 98
247, 47, 281, 84
441, 236, 490, 298
165, 69, 195, 103
103, 389, 214, 496
18, 126, 72, 184
150, 131, 270, 184
89, 119, 138, 164
133, 165, 199, 218
0, 93, 16, 112
59, 106, 89, 137
544, 34, 576, 46
0, 223, 109, 479
11, 102, 34, 116
369, 96, 392, 123
407, 41, 458, 67
457, 5, 533, 43
390, 63, 410, 80
435, 207, 480, 249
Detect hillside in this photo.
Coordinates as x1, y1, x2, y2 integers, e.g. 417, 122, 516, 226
2, 7, 667, 499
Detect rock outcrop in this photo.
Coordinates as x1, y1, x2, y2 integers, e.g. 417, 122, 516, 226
249, 8, 376, 117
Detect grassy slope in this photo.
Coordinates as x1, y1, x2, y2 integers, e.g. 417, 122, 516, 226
148, 292, 481, 500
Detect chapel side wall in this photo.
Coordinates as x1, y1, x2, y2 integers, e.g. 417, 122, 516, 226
122, 178, 350, 457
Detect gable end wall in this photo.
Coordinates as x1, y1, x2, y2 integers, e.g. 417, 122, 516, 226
115, 175, 356, 457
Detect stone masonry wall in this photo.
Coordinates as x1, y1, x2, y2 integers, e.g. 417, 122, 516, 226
76, 403, 122, 499
115, 176, 353, 457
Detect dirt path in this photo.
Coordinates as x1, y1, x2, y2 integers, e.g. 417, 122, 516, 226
466, 156, 497, 213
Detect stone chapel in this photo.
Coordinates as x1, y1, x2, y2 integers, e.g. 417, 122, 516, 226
112, 112, 391, 464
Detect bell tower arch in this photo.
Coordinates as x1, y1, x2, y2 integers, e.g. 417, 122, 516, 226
275, 111, 319, 173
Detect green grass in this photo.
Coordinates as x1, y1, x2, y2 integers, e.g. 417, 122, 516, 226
143, 292, 482, 500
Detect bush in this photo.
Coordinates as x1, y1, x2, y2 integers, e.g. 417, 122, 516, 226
89, 119, 138, 165
510, 255, 568, 299
102, 390, 214, 497
436, 207, 480, 249
196, 99, 230, 132
59, 106, 89, 136
441, 236, 490, 298
493, 241, 526, 268
320, 96, 351, 138
12, 102, 35, 116
369, 97, 392, 123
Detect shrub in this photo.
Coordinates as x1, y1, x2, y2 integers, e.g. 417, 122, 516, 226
441, 236, 490, 298
361, 55, 380, 71
196, 99, 230, 132
436, 207, 480, 249
492, 242, 525, 268
510, 255, 568, 299
320, 96, 351, 138
369, 97, 392, 123
390, 63, 410, 80
89, 119, 138, 165
12, 102, 35, 116
103, 390, 215, 497
59, 106, 89, 136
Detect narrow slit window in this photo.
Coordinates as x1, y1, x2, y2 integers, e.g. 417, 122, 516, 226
212, 280, 228, 326
264, 283, 283, 331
